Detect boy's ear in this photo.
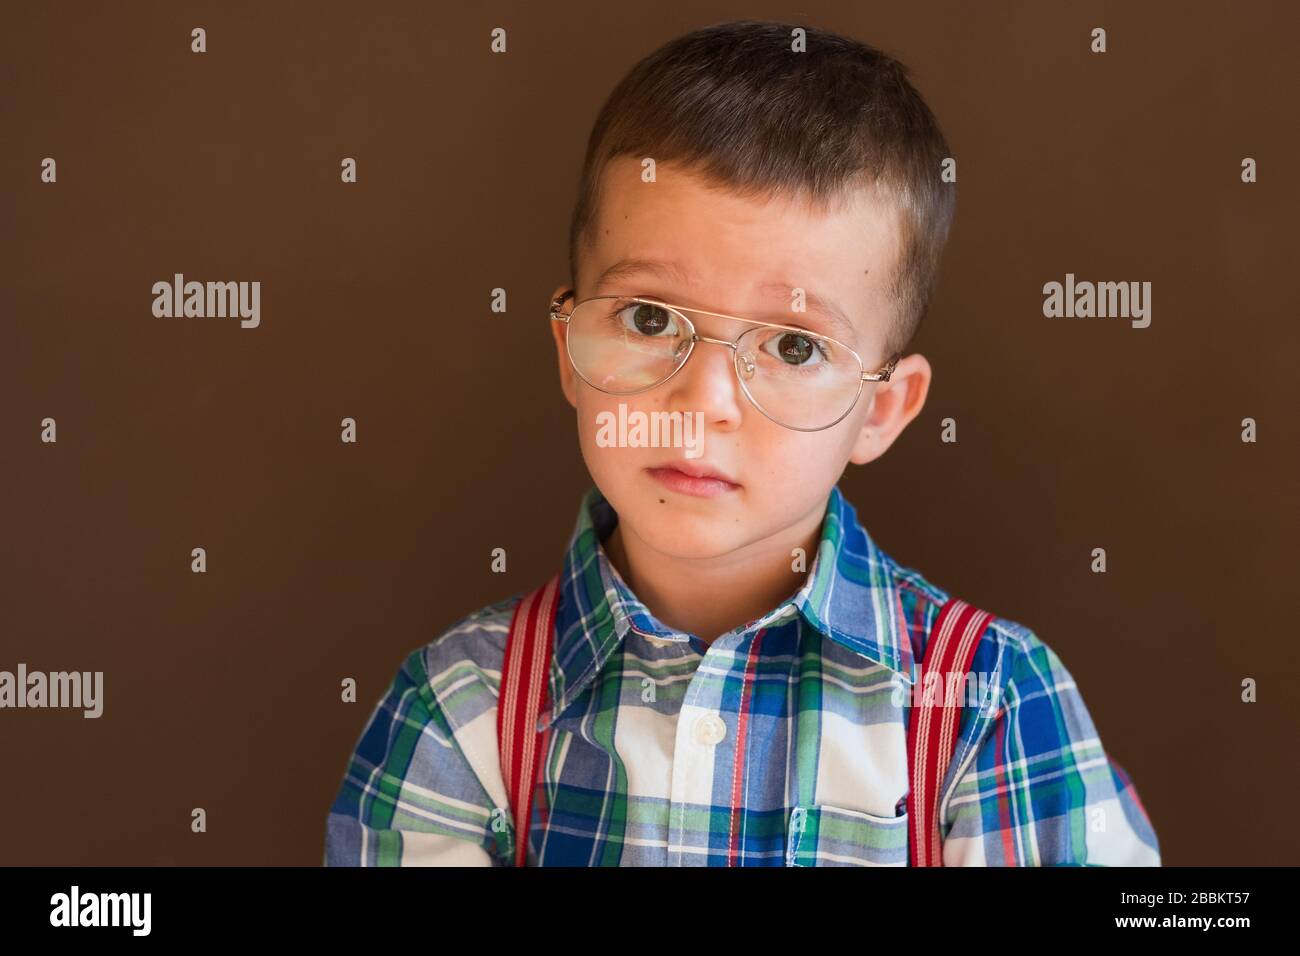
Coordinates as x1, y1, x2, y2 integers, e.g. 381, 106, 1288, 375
847, 353, 931, 465
550, 284, 578, 408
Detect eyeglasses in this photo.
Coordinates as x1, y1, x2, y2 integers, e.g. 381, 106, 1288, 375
549, 289, 901, 432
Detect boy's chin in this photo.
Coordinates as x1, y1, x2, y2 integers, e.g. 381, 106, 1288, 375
617, 500, 753, 559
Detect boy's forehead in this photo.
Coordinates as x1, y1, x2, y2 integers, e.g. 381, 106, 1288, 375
585, 156, 902, 348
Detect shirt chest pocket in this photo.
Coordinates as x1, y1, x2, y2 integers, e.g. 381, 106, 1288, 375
785, 804, 909, 867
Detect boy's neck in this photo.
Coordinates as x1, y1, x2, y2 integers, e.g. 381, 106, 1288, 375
601, 496, 829, 646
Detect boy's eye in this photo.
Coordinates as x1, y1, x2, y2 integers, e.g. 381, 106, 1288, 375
763, 331, 828, 367
618, 302, 678, 337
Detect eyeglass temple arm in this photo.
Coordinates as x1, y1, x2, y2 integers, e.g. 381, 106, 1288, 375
549, 289, 575, 322
862, 353, 902, 382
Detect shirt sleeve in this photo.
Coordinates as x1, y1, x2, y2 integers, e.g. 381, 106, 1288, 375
323, 648, 512, 866
941, 634, 1161, 866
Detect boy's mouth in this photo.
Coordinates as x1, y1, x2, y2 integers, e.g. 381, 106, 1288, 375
644, 460, 740, 499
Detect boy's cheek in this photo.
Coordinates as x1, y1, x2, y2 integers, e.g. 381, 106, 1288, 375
572, 403, 637, 487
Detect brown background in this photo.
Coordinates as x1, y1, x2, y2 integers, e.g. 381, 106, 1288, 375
1, 1, 1296, 866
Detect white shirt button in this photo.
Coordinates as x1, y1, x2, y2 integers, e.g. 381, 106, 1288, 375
692, 712, 727, 746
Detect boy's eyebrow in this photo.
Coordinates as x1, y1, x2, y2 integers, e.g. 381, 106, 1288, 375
595, 257, 859, 341
754, 280, 857, 341
595, 256, 696, 289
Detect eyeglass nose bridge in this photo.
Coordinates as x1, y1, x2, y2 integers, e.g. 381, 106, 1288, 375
690, 332, 736, 349
676, 329, 763, 382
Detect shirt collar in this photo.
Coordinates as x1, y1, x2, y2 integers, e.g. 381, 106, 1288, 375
537, 483, 918, 730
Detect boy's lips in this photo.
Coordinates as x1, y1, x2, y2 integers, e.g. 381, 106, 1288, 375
644, 460, 740, 498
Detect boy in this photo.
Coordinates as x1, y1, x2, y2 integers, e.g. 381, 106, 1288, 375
324, 19, 1160, 866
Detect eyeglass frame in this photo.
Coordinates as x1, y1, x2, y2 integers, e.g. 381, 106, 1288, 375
548, 288, 902, 432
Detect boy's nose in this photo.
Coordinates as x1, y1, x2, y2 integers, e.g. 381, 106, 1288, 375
664, 335, 745, 428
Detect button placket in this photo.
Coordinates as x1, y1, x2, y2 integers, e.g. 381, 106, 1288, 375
665, 631, 749, 866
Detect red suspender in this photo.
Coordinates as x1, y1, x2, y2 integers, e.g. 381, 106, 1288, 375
499, 578, 991, 868
906, 597, 994, 867
497, 575, 561, 867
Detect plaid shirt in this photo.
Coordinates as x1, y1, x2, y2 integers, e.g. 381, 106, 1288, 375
325, 484, 1161, 866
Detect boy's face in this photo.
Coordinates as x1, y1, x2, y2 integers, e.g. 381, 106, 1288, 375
550, 155, 931, 562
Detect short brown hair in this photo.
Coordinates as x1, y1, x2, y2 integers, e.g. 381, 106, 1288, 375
567, 19, 956, 358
